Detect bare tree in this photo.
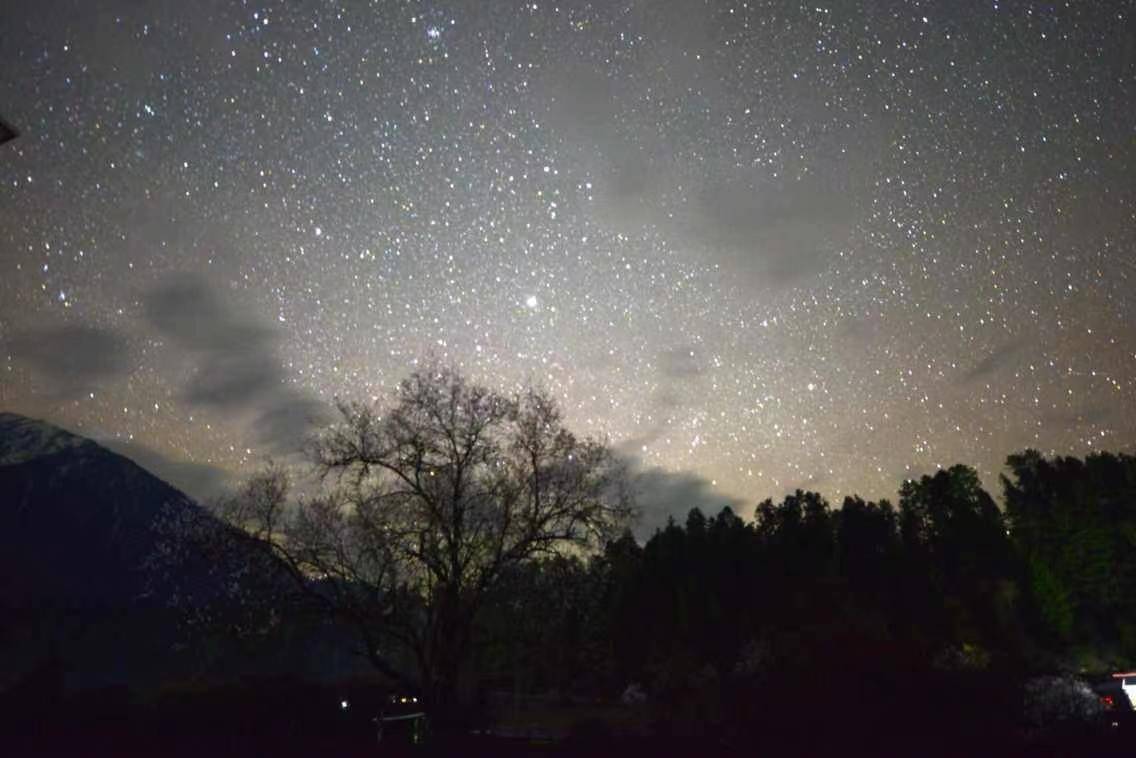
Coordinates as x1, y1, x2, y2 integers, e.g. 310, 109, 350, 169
215, 364, 632, 716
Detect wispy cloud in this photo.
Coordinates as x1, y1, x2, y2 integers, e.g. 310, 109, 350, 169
142, 274, 329, 453
7, 325, 131, 398
960, 339, 1027, 384
627, 459, 746, 539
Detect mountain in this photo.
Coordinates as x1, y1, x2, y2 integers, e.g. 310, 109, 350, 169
0, 412, 203, 608
0, 412, 367, 693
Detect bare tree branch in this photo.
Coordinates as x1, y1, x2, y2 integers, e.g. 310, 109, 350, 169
171, 361, 633, 713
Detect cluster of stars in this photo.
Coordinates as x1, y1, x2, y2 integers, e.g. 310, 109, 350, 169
1, 0, 1133, 511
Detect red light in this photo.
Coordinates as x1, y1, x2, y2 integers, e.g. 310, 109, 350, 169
1101, 695, 1115, 709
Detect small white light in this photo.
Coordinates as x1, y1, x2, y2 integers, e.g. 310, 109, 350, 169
340, 699, 349, 710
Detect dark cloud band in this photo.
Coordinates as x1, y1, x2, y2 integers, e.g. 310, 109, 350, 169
7, 325, 130, 396
142, 274, 328, 453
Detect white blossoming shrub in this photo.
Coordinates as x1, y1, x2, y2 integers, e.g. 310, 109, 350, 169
1022, 675, 1102, 728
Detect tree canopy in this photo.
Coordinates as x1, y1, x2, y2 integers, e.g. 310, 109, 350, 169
161, 381, 1136, 730
203, 364, 633, 715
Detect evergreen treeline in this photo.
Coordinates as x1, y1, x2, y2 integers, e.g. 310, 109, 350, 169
478, 451, 1136, 722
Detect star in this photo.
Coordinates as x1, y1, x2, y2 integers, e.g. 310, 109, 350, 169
0, 0, 1131, 515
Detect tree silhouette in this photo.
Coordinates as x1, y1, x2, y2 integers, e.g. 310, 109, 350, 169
150, 430, 1136, 740
211, 364, 632, 721
899, 465, 1013, 659
1004, 450, 1136, 663
835, 495, 900, 591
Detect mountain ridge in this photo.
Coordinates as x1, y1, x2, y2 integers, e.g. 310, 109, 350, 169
0, 411, 102, 464
0, 411, 369, 692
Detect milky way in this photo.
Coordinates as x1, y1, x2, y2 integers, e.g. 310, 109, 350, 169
2, 1, 1134, 522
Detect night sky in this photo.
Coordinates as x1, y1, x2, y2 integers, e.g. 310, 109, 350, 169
2, 1, 1133, 523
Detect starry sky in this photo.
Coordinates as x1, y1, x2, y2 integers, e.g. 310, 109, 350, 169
1, 1, 1134, 526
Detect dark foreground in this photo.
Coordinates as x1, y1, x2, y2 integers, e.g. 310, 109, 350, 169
4, 673, 1135, 758
7, 723, 1136, 758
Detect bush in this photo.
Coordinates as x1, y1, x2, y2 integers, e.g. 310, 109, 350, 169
1022, 674, 1102, 729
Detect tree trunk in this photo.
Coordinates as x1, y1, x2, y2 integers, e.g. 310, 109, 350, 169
422, 597, 476, 732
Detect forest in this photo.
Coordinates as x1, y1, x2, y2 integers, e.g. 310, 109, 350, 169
469, 452, 1136, 742
3, 371, 1135, 754
144, 368, 1135, 751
